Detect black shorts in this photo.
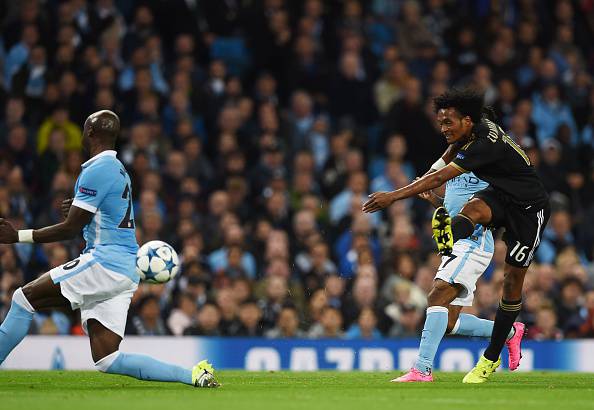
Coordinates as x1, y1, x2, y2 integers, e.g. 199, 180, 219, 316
473, 187, 551, 268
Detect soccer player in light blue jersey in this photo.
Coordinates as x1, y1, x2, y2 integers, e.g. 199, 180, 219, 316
391, 171, 523, 382
0, 110, 218, 387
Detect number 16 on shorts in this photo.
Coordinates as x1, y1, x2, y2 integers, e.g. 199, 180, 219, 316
509, 241, 530, 265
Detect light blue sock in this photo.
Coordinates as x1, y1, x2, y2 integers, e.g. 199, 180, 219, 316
0, 289, 35, 365
451, 313, 514, 339
414, 306, 448, 374
99, 352, 192, 385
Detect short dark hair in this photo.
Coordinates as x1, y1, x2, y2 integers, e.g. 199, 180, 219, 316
433, 88, 484, 123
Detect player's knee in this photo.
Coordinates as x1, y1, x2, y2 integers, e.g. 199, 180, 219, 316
446, 316, 458, 334
427, 281, 457, 307
12, 287, 35, 313
20, 285, 35, 306
427, 289, 449, 307
460, 199, 491, 225
94, 350, 121, 373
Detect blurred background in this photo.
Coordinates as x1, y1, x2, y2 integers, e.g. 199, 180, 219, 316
0, 0, 593, 343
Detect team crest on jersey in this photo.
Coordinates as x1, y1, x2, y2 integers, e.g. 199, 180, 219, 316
456, 153, 465, 159
79, 187, 97, 196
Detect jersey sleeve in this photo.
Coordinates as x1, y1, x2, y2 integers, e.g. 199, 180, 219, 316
450, 138, 500, 173
72, 161, 117, 213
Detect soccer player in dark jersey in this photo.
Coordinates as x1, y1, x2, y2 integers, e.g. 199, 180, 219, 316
363, 88, 550, 383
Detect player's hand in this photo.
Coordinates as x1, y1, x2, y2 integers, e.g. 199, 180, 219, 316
0, 219, 18, 244
61, 198, 73, 219
418, 190, 432, 201
362, 192, 395, 213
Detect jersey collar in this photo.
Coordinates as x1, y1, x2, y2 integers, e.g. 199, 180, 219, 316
82, 150, 117, 168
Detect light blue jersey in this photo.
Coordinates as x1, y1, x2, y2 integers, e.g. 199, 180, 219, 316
72, 150, 139, 282
443, 172, 494, 253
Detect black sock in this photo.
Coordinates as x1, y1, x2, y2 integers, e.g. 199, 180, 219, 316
483, 299, 522, 362
451, 214, 475, 242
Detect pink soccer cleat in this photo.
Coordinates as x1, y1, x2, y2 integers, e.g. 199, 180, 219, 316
506, 322, 526, 371
391, 368, 434, 383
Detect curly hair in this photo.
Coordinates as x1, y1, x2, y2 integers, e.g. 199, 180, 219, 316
433, 88, 485, 123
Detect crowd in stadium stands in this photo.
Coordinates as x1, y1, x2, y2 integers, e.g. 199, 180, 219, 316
1, 0, 594, 341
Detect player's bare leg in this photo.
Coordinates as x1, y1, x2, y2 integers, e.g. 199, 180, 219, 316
88, 319, 122, 362
0, 273, 69, 364
22, 272, 71, 310
89, 319, 219, 387
446, 305, 463, 333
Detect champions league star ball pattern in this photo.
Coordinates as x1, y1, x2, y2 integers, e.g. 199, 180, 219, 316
136, 240, 180, 283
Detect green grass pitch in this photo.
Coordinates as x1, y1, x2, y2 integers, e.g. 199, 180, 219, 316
1, 371, 593, 410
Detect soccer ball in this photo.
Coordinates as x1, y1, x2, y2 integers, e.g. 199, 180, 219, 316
136, 240, 180, 283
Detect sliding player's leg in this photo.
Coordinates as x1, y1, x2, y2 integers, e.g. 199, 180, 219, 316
88, 319, 217, 387
0, 272, 69, 364
84, 278, 218, 387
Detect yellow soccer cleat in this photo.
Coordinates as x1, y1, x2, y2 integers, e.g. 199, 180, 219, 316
192, 360, 220, 388
462, 355, 501, 384
432, 206, 454, 255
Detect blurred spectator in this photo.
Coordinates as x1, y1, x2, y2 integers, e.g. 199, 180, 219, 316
374, 60, 410, 115
208, 224, 257, 279
388, 304, 423, 338
167, 293, 197, 336
295, 240, 337, 296
235, 300, 264, 337
36, 106, 82, 155
527, 305, 564, 341
345, 307, 382, 340
183, 303, 221, 336
308, 306, 345, 338
266, 305, 306, 338
215, 287, 241, 336
577, 291, 594, 337
555, 277, 586, 334
258, 276, 290, 331
127, 295, 170, 336
532, 83, 578, 146
342, 276, 380, 328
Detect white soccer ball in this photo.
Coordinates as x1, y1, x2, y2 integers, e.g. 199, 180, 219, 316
136, 240, 180, 284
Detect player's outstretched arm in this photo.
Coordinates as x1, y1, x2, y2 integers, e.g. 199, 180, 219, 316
362, 164, 462, 213
0, 205, 93, 244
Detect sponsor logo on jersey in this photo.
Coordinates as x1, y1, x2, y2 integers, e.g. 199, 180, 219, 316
79, 187, 97, 196
449, 175, 480, 186
456, 153, 465, 159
